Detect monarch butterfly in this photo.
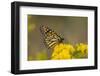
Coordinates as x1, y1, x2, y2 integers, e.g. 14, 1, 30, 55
40, 25, 64, 49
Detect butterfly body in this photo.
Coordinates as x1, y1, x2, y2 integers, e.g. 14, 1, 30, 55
40, 25, 64, 49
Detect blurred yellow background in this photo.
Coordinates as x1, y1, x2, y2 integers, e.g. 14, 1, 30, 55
28, 15, 88, 61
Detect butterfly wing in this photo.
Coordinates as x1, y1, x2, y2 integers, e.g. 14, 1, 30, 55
40, 25, 64, 49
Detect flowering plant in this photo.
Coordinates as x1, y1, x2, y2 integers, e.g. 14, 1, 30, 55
51, 43, 88, 60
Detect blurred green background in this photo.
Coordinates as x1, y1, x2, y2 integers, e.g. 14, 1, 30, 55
28, 15, 88, 61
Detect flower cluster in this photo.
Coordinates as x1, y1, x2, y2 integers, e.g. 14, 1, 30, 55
51, 43, 88, 60
72, 43, 88, 58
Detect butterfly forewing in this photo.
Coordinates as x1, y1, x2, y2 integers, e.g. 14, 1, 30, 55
40, 25, 64, 49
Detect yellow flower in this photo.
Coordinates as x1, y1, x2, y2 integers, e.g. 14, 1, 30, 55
51, 43, 88, 60
76, 43, 88, 54
51, 43, 75, 60
72, 43, 88, 58
28, 24, 36, 32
